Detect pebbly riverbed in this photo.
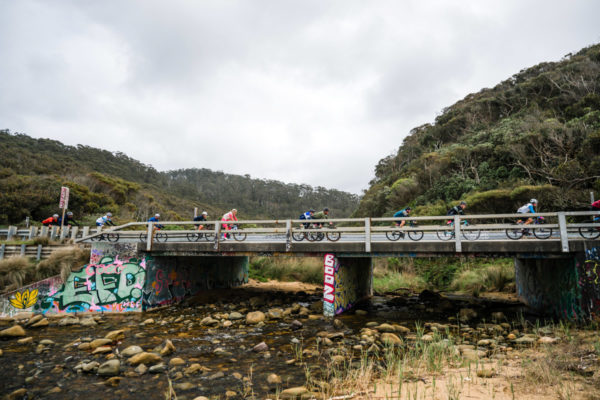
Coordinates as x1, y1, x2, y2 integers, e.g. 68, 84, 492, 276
0, 284, 556, 400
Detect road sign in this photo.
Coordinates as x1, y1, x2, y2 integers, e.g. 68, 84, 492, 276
59, 187, 69, 209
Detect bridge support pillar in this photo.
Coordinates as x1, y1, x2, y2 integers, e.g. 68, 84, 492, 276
516, 245, 600, 320
323, 254, 373, 317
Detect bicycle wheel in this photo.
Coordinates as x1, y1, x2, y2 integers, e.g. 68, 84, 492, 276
408, 230, 424, 241
309, 231, 325, 242
436, 229, 453, 241
579, 226, 600, 239
155, 232, 168, 242
90, 234, 102, 242
232, 232, 247, 241
204, 232, 215, 241
506, 227, 523, 240
326, 231, 341, 242
386, 231, 402, 241
187, 232, 201, 242
533, 227, 552, 240
292, 231, 306, 241
139, 232, 147, 243
107, 233, 119, 242
462, 229, 481, 241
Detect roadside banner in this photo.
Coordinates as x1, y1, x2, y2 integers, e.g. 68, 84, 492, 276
59, 186, 70, 209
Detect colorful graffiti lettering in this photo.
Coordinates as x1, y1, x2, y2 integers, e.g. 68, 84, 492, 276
322, 255, 372, 316
36, 256, 147, 314
578, 247, 600, 321
9, 289, 38, 309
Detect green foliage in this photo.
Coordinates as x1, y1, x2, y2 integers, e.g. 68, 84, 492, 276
248, 257, 323, 284
356, 43, 600, 217
450, 262, 515, 296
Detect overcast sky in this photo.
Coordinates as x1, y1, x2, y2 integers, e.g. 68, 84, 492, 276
1, 1, 598, 194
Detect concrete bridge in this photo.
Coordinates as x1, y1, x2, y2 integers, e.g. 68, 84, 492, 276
1, 212, 599, 320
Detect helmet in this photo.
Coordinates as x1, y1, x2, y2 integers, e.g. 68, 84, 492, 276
323, 207, 329, 212
107, 212, 113, 217
309, 209, 315, 213
530, 199, 538, 204
405, 207, 412, 211
53, 214, 59, 218
67, 211, 73, 216
155, 213, 160, 218
460, 201, 467, 206
202, 211, 208, 216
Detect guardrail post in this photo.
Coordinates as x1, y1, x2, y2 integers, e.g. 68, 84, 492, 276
146, 223, 153, 252
70, 226, 79, 239
454, 215, 462, 252
40, 226, 49, 238
50, 226, 58, 240
82, 226, 90, 237
28, 226, 36, 240
20, 244, 26, 256
7, 226, 17, 241
285, 220, 292, 251
36, 245, 43, 261
365, 218, 371, 252
59, 227, 68, 241
214, 222, 221, 250
557, 212, 569, 252
0, 244, 4, 259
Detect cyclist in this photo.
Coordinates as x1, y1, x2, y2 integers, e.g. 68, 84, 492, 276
148, 213, 165, 229
517, 199, 538, 226
42, 214, 60, 226
194, 211, 208, 230
393, 207, 411, 228
221, 209, 238, 239
96, 213, 115, 227
447, 201, 467, 217
59, 211, 79, 227
591, 199, 600, 212
312, 207, 332, 228
299, 209, 315, 228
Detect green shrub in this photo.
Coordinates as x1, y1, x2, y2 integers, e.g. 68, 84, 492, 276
0, 257, 34, 292
36, 246, 89, 283
249, 257, 322, 284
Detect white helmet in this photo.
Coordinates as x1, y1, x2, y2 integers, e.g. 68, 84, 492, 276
155, 213, 160, 218
202, 211, 208, 216
530, 198, 538, 204
106, 212, 113, 217
53, 214, 59, 218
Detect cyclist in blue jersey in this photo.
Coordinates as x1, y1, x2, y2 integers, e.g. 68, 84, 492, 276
96, 213, 115, 227
299, 209, 315, 228
393, 207, 412, 228
148, 213, 165, 229
517, 199, 538, 226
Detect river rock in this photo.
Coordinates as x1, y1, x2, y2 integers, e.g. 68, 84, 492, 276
538, 336, 558, 344
92, 346, 112, 355
121, 345, 143, 357
0, 325, 26, 337
184, 363, 202, 375
98, 359, 120, 376
128, 352, 162, 366
135, 364, 148, 375
82, 361, 100, 372
141, 318, 155, 325
380, 333, 403, 346
208, 371, 224, 380
331, 355, 345, 364
79, 317, 97, 327
246, 311, 266, 324
0, 349, 3, 356
291, 320, 303, 330
39, 339, 54, 345
160, 339, 176, 356
376, 323, 396, 333
25, 314, 43, 326
253, 342, 269, 352
90, 338, 112, 349
228, 312, 243, 320
58, 316, 79, 326
6, 388, 27, 400
30, 318, 49, 328
514, 335, 536, 345
169, 357, 186, 366
421, 334, 434, 343
200, 316, 219, 326
149, 363, 167, 373
477, 369, 495, 378
78, 342, 91, 351
280, 386, 308, 399
507, 333, 517, 340
105, 329, 125, 341
268, 308, 284, 319
174, 382, 195, 391
267, 373, 282, 384
222, 320, 233, 328
193, 397, 210, 400
17, 337, 33, 344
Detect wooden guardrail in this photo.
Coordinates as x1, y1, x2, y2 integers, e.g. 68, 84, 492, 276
0, 225, 101, 242
71, 211, 600, 253
0, 244, 58, 260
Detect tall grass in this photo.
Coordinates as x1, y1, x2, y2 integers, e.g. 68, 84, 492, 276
249, 257, 322, 284
37, 246, 89, 282
0, 257, 35, 292
450, 262, 515, 296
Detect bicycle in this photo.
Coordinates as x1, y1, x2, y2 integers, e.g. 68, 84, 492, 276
386, 221, 424, 241
578, 216, 600, 239
221, 224, 246, 241
139, 228, 168, 243
506, 216, 552, 240
186, 230, 216, 242
305, 222, 341, 242
90, 232, 119, 242
437, 220, 481, 241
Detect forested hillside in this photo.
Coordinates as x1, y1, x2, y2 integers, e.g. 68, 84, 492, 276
0, 131, 359, 224
355, 43, 600, 217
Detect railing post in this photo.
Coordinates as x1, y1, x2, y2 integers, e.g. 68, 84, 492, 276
70, 226, 79, 239
0, 243, 5, 259
213, 222, 221, 250
7, 226, 17, 241
59, 226, 68, 241
82, 226, 90, 237
454, 215, 462, 252
20, 244, 26, 257
28, 226, 36, 240
50, 226, 58, 240
36, 245, 43, 261
365, 218, 371, 252
286, 220, 292, 251
40, 225, 48, 238
558, 212, 569, 252
146, 222, 153, 252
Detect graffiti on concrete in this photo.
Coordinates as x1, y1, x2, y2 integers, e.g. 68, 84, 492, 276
323, 254, 336, 316
323, 254, 372, 317
9, 289, 38, 309
578, 247, 600, 321
0, 276, 63, 317
35, 256, 147, 314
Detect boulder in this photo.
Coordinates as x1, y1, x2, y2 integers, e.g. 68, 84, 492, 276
246, 311, 266, 324
121, 345, 143, 357
0, 325, 26, 337
98, 359, 120, 376
105, 329, 125, 341
128, 352, 162, 366
380, 333, 403, 346
253, 342, 269, 352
